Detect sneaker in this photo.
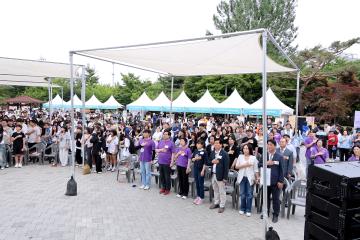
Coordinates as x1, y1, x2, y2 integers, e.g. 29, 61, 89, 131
159, 189, 165, 194
5, 164, 9, 168
218, 207, 225, 213
139, 185, 145, 189
239, 210, 245, 215
163, 190, 170, 195
15, 164, 19, 168
0, 167, 4, 170
19, 163, 22, 168
209, 204, 220, 209
111, 167, 115, 172
195, 198, 202, 205
107, 166, 112, 171
193, 197, 200, 204
181, 196, 187, 200
144, 186, 150, 190
176, 194, 182, 198
97, 171, 102, 174
246, 212, 251, 217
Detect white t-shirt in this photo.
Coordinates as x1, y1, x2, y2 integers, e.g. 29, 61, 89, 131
108, 136, 119, 154
28, 126, 41, 143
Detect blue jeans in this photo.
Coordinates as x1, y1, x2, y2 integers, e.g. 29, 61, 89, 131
193, 166, 204, 199
239, 177, 253, 213
140, 161, 151, 187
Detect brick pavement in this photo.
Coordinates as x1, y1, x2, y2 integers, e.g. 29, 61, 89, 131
0, 165, 305, 240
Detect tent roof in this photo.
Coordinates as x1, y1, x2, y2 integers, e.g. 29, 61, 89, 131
2, 95, 44, 104
0, 56, 83, 79
215, 89, 251, 114
127, 92, 153, 110
0, 75, 60, 87
75, 30, 296, 76
249, 88, 293, 115
191, 90, 221, 113
148, 91, 171, 111
85, 95, 104, 109
103, 95, 123, 109
172, 91, 195, 108
43, 94, 64, 107
64, 95, 83, 108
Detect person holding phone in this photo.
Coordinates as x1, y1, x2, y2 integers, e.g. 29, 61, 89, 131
310, 139, 329, 164
191, 140, 208, 205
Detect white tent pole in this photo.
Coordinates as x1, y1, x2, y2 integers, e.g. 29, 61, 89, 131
69, 53, 76, 178
47, 78, 51, 118
50, 79, 53, 119
295, 71, 300, 130
112, 63, 115, 86
261, 30, 269, 236
81, 67, 86, 167
61, 87, 64, 111
170, 76, 174, 123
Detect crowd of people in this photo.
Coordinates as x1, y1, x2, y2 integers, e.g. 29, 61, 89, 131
0, 109, 360, 223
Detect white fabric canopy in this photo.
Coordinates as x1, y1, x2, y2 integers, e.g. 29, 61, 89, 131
127, 92, 153, 111
247, 88, 293, 116
147, 91, 171, 111
192, 90, 221, 113
103, 95, 123, 109
64, 95, 83, 109
218, 89, 250, 114
0, 75, 60, 87
43, 94, 65, 108
85, 95, 104, 109
78, 32, 295, 76
171, 91, 195, 112
0, 57, 83, 79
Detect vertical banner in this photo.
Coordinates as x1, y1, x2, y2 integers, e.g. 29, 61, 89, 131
354, 111, 360, 129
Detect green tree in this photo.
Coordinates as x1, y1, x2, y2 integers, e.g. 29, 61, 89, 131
212, 0, 298, 53
85, 65, 99, 86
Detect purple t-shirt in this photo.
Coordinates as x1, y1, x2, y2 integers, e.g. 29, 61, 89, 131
348, 155, 360, 162
175, 147, 192, 168
157, 139, 175, 165
310, 146, 329, 164
305, 137, 316, 159
138, 138, 155, 162
274, 132, 282, 144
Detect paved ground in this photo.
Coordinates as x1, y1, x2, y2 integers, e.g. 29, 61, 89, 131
0, 162, 305, 240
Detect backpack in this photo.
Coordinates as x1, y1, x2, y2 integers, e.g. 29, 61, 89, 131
266, 227, 280, 240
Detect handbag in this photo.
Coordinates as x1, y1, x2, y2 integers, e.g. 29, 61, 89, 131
121, 147, 130, 160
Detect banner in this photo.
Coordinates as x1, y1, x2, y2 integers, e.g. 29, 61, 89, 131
354, 111, 360, 129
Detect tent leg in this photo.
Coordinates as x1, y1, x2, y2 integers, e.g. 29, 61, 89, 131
81, 67, 86, 167
170, 76, 174, 123
261, 30, 269, 237
295, 71, 300, 130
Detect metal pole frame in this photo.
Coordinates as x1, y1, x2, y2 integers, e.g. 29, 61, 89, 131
261, 30, 269, 237
81, 67, 86, 167
61, 87, 64, 111
295, 71, 301, 130
170, 75, 174, 123
69, 53, 76, 178
47, 78, 51, 120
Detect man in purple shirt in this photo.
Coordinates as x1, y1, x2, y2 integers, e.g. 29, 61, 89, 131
156, 129, 175, 195
138, 129, 155, 190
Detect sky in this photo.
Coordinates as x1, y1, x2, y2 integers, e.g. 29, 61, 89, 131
0, 0, 359, 84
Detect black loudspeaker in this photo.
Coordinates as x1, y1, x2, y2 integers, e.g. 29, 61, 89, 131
305, 162, 360, 240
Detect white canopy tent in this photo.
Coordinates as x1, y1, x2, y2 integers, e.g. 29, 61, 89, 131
0, 75, 60, 88
192, 89, 221, 113
171, 90, 195, 112
70, 29, 300, 234
65, 95, 83, 109
218, 89, 251, 114
147, 91, 171, 112
43, 94, 65, 108
247, 88, 294, 116
103, 95, 123, 109
127, 92, 153, 111
85, 95, 104, 109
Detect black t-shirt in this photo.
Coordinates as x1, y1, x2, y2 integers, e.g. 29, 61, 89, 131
12, 132, 25, 150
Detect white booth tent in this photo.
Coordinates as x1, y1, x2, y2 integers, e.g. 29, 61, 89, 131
146, 91, 171, 112
43, 94, 65, 108
71, 28, 300, 234
218, 89, 251, 114
127, 92, 153, 111
103, 95, 123, 109
171, 90, 196, 112
247, 88, 294, 116
65, 95, 83, 109
192, 89, 221, 113
85, 95, 104, 109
